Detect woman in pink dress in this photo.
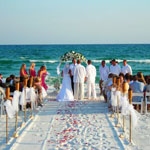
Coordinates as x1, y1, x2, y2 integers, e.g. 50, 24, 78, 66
20, 63, 28, 82
38, 66, 48, 91
29, 63, 36, 77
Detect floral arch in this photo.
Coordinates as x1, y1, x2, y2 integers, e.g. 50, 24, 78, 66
57, 50, 87, 75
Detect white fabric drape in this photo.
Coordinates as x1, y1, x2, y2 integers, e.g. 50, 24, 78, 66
42, 87, 47, 98
111, 88, 117, 107
111, 87, 139, 128
4, 100, 15, 119
12, 91, 21, 112
30, 87, 36, 102
120, 94, 139, 128
57, 62, 62, 75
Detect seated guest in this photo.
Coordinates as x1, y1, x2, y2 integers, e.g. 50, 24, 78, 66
0, 74, 6, 88
103, 73, 114, 103
130, 75, 145, 102
9, 74, 16, 92
6, 77, 11, 84
119, 73, 125, 91
145, 75, 150, 84
20, 63, 28, 82
125, 73, 133, 85
0, 74, 4, 82
137, 72, 146, 85
0, 86, 6, 97
121, 60, 132, 75
29, 63, 36, 77
33, 77, 43, 106
145, 78, 150, 102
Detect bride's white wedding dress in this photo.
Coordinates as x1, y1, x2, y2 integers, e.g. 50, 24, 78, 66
56, 64, 74, 101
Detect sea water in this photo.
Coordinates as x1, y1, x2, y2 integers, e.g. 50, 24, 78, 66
0, 44, 150, 83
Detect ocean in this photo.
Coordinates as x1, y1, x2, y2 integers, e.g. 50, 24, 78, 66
0, 44, 150, 83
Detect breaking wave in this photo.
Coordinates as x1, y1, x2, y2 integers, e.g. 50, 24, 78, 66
29, 60, 58, 63
29, 59, 150, 64
92, 59, 150, 63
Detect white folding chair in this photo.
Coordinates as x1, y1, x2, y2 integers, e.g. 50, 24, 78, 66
145, 92, 150, 114
132, 92, 144, 114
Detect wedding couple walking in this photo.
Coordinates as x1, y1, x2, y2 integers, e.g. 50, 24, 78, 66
56, 59, 97, 102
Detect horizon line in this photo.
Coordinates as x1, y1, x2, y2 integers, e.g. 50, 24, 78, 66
0, 43, 150, 46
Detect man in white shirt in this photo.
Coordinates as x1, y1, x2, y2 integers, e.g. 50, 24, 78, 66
99, 60, 109, 95
121, 60, 132, 75
86, 60, 97, 100
69, 58, 77, 94
110, 59, 121, 76
73, 59, 86, 100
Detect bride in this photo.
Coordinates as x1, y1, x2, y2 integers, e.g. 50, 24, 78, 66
56, 63, 74, 101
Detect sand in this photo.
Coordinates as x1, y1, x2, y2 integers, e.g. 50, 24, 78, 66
0, 84, 150, 150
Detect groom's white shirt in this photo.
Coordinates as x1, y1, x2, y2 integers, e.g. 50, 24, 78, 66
86, 64, 96, 83
73, 64, 86, 83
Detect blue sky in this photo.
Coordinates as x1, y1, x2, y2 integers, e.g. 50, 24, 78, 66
0, 0, 150, 44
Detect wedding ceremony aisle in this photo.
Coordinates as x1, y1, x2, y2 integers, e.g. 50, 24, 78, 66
9, 99, 125, 150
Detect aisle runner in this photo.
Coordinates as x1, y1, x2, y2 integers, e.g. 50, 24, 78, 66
11, 101, 124, 150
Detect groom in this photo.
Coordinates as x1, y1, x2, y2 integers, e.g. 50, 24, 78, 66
73, 59, 86, 100
69, 58, 77, 94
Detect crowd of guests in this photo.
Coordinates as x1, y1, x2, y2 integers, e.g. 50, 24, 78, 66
65, 58, 150, 106
99, 59, 150, 110
0, 59, 150, 105
0, 63, 48, 106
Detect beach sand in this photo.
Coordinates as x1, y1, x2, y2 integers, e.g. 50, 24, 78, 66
0, 84, 150, 150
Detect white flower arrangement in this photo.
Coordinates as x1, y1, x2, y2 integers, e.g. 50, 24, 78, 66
60, 51, 87, 63
56, 51, 87, 90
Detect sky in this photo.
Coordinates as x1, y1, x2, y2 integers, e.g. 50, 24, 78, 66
0, 0, 150, 44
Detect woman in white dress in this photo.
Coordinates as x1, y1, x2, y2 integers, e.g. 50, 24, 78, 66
56, 63, 74, 101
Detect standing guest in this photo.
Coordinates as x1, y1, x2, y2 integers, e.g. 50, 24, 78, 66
99, 60, 109, 95
86, 60, 97, 100
38, 66, 48, 91
121, 60, 132, 75
73, 59, 86, 100
69, 58, 77, 94
20, 63, 28, 82
110, 59, 121, 75
29, 63, 36, 77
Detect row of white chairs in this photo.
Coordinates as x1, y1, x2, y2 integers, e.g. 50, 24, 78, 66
0, 89, 41, 118
131, 92, 150, 114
